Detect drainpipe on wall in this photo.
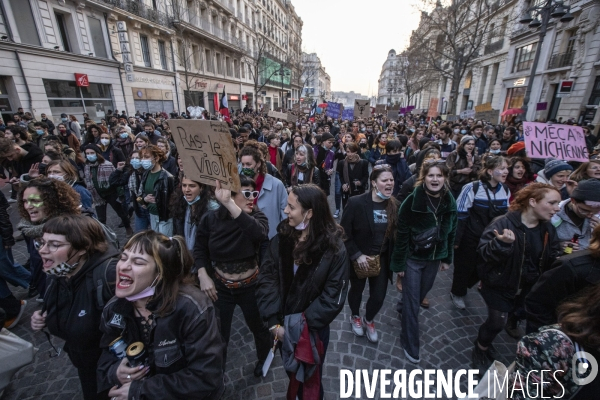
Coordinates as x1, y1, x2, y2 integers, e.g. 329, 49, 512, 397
169, 39, 181, 114
104, 13, 129, 116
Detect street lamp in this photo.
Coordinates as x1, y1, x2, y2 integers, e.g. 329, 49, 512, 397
519, 0, 574, 120
275, 66, 290, 110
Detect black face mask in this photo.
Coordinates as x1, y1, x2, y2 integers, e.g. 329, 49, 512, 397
360, 143, 367, 148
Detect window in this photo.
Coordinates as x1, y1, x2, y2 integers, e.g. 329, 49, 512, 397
192, 45, 200, 70
205, 49, 213, 72
234, 59, 240, 78
241, 62, 245, 79
178, 40, 185, 67
140, 35, 152, 67
225, 56, 232, 76
216, 53, 222, 74
565, 29, 578, 55
158, 40, 168, 70
88, 18, 108, 58
43, 79, 114, 121
55, 13, 71, 52
9, 0, 40, 46
512, 43, 537, 72
589, 76, 600, 106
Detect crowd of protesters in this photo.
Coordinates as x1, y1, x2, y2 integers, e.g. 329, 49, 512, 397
0, 105, 598, 399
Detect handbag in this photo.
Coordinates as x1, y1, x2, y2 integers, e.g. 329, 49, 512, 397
351, 254, 381, 279
411, 224, 441, 253
457, 360, 515, 400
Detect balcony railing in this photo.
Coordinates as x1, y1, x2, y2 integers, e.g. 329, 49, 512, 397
548, 51, 575, 69
484, 39, 504, 55
94, 0, 172, 27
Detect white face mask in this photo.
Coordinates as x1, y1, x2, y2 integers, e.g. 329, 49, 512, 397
48, 174, 65, 181
294, 212, 309, 231
100, 138, 110, 146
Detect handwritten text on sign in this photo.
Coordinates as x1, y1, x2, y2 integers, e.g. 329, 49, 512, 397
523, 122, 589, 163
169, 120, 240, 191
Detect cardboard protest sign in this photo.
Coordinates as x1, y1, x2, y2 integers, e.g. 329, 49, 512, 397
475, 110, 499, 124
169, 120, 240, 191
326, 102, 342, 119
287, 112, 298, 123
354, 100, 370, 119
427, 98, 439, 118
475, 102, 492, 112
268, 110, 288, 120
523, 122, 589, 163
444, 114, 459, 122
375, 104, 386, 115
342, 108, 354, 120
460, 109, 476, 119
387, 109, 399, 119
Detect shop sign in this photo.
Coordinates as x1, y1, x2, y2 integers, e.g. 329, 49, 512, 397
229, 95, 239, 101
117, 21, 134, 82
242, 95, 248, 100
194, 80, 208, 89
513, 78, 527, 87
74, 73, 89, 87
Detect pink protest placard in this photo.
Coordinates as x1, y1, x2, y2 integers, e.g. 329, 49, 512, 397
523, 122, 589, 162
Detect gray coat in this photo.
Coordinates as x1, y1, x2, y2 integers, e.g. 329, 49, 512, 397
551, 200, 592, 250
256, 173, 288, 239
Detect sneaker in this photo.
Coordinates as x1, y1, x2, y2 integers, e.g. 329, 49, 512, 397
403, 348, 420, 364
450, 293, 466, 310
254, 359, 265, 378
505, 320, 525, 339
27, 287, 39, 299
471, 341, 492, 373
7, 198, 16, 204
333, 209, 340, 218
362, 317, 378, 343
350, 315, 364, 337
4, 300, 27, 329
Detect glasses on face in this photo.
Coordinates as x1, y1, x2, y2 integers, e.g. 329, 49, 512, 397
241, 190, 259, 200
34, 239, 68, 252
373, 164, 391, 170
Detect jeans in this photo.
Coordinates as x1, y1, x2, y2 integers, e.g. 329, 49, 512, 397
213, 279, 271, 364
400, 258, 440, 359
95, 192, 131, 229
149, 214, 173, 236
134, 206, 151, 232
348, 265, 389, 322
334, 172, 342, 211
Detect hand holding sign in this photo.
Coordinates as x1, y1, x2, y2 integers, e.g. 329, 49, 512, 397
523, 122, 588, 162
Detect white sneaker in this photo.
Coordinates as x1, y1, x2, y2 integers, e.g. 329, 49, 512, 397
7, 198, 16, 204
333, 209, 340, 218
362, 317, 378, 343
451, 293, 466, 310
350, 315, 364, 336
404, 348, 420, 364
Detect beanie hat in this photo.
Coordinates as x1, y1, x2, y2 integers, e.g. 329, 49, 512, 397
460, 135, 475, 145
84, 143, 102, 155
321, 133, 334, 142
544, 157, 573, 179
418, 137, 431, 150
571, 179, 600, 207
507, 141, 525, 156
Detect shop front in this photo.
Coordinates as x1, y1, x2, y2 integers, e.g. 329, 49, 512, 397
43, 77, 114, 123
503, 77, 528, 113
125, 71, 177, 115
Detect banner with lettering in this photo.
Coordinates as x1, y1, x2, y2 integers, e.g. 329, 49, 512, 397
523, 122, 589, 162
326, 102, 342, 119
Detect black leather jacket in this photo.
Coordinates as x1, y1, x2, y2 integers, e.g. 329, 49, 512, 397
256, 225, 349, 330
139, 168, 175, 222
97, 285, 225, 399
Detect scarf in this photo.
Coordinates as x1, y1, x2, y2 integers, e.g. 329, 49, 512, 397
291, 164, 314, 187
254, 174, 265, 205
343, 154, 360, 188
84, 161, 114, 206
269, 146, 282, 172
17, 219, 46, 239
506, 174, 529, 195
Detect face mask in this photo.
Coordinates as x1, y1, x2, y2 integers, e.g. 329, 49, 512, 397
130, 159, 141, 169
126, 276, 160, 301
294, 212, 309, 231
100, 139, 110, 146
375, 188, 391, 200
44, 253, 81, 277
59, 129, 67, 134
241, 167, 256, 177
61, 118, 67, 122
489, 149, 501, 154
387, 153, 401, 163
86, 154, 97, 162
453, 129, 460, 134
185, 195, 201, 205
461, 130, 467, 134
360, 142, 367, 148
409, 129, 415, 133
36, 129, 44, 136
120, 133, 129, 139
48, 174, 65, 181
141, 160, 154, 170
361, 128, 366, 132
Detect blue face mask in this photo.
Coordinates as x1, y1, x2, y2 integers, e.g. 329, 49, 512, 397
375, 188, 391, 200
130, 159, 141, 169
489, 149, 501, 154
185, 195, 201, 205
86, 154, 97, 163
36, 129, 44, 136
461, 129, 467, 134
141, 160, 154, 170
61, 118, 67, 122
120, 133, 129, 139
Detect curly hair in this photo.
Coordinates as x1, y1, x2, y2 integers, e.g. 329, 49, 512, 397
509, 182, 560, 212
18, 178, 81, 221
140, 144, 167, 164
557, 283, 600, 351
239, 140, 267, 175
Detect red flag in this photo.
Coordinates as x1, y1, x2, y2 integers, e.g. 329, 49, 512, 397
219, 87, 230, 123
213, 93, 219, 115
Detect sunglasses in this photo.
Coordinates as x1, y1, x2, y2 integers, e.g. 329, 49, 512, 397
241, 190, 259, 199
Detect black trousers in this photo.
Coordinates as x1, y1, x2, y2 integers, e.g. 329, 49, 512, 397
213, 279, 271, 364
348, 262, 389, 322
95, 192, 130, 228
451, 235, 480, 297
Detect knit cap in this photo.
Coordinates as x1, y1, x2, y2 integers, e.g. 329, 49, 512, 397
460, 135, 475, 145
544, 157, 573, 179
571, 179, 600, 207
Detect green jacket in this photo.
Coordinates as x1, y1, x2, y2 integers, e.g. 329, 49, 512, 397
390, 185, 458, 272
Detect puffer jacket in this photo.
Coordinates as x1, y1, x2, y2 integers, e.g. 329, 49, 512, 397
256, 225, 349, 330
97, 285, 225, 399
477, 211, 561, 296
138, 168, 175, 222
390, 185, 457, 272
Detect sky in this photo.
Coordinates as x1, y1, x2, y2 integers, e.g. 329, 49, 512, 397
292, 0, 422, 97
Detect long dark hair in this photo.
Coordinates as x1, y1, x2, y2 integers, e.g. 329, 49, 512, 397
169, 177, 216, 225
217, 174, 256, 219
557, 283, 600, 351
278, 184, 344, 265
370, 166, 399, 239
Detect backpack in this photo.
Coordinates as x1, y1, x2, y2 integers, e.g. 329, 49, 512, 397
91, 257, 117, 309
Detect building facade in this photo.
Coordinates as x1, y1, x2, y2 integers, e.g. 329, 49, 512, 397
300, 52, 331, 103
0, 0, 303, 124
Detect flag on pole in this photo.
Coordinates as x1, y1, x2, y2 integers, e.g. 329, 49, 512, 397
308, 100, 317, 122
213, 93, 219, 116
219, 87, 230, 123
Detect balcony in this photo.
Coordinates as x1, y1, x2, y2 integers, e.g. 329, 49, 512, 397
214, 0, 234, 14
93, 0, 172, 27
484, 39, 504, 55
548, 51, 575, 69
